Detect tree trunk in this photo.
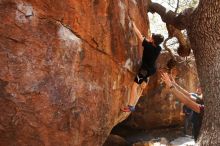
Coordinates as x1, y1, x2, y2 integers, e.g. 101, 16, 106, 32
188, 0, 220, 145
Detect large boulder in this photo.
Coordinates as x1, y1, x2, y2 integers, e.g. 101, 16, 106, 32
0, 0, 150, 146
123, 53, 199, 129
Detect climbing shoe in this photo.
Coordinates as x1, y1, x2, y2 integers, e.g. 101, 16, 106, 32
121, 105, 135, 112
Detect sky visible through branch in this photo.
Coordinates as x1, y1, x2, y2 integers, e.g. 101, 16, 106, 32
148, 0, 198, 50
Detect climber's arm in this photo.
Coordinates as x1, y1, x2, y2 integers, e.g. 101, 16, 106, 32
132, 21, 153, 42
132, 21, 144, 42
131, 21, 143, 62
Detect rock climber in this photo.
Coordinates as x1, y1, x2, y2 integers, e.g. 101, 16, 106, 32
121, 21, 164, 112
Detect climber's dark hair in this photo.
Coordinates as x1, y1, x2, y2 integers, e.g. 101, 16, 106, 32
152, 33, 164, 46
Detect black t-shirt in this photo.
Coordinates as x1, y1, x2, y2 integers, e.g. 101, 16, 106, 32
141, 38, 161, 70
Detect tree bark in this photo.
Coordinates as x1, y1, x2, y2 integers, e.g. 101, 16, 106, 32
188, 0, 220, 145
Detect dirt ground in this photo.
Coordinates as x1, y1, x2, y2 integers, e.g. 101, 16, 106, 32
111, 125, 195, 145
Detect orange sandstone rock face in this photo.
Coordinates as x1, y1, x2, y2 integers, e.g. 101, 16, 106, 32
0, 0, 150, 146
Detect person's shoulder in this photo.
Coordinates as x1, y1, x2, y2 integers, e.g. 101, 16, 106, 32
155, 45, 162, 52
157, 46, 162, 51
142, 38, 151, 46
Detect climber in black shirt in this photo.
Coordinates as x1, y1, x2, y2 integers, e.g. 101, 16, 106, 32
121, 21, 164, 112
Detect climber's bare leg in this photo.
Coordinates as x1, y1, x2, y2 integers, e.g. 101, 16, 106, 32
135, 81, 148, 104
128, 82, 139, 106
121, 79, 149, 112
121, 82, 138, 112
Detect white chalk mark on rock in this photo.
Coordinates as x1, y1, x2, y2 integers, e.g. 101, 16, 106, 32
58, 25, 82, 48
16, 1, 33, 23
124, 58, 133, 71
118, 0, 126, 29
130, 0, 137, 5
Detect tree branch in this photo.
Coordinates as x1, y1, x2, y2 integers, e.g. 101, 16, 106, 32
148, 2, 194, 30
163, 37, 175, 59
175, 0, 180, 14
149, 1, 193, 57
166, 24, 191, 57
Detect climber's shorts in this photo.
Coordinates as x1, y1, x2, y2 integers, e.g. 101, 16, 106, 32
134, 69, 149, 84
134, 67, 156, 84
